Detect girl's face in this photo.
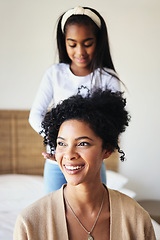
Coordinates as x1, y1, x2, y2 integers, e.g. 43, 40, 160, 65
65, 24, 96, 76
55, 119, 109, 186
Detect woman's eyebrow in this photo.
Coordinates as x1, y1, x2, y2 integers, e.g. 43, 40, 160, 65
57, 136, 94, 141
75, 136, 94, 141
57, 136, 65, 140
66, 38, 94, 42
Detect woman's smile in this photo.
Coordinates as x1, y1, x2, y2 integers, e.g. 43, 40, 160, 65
55, 119, 108, 185
64, 164, 85, 174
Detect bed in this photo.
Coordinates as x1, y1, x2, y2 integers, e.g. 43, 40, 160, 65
0, 110, 160, 240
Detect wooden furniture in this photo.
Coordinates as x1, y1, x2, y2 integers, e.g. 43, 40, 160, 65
138, 200, 160, 224
0, 110, 45, 175
0, 110, 118, 175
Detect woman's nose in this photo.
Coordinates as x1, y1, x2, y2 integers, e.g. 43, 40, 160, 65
63, 148, 79, 161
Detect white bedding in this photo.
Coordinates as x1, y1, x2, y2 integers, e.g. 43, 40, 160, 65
0, 175, 45, 240
0, 173, 159, 240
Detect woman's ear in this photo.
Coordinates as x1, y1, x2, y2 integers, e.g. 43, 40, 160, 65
103, 151, 112, 159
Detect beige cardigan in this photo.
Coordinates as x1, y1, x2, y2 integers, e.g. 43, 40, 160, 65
13, 186, 156, 240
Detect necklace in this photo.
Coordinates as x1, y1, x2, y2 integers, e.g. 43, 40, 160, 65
65, 190, 105, 240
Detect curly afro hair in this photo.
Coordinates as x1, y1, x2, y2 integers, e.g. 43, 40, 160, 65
41, 89, 130, 161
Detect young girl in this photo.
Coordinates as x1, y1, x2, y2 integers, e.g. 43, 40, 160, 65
14, 89, 156, 240
29, 6, 120, 193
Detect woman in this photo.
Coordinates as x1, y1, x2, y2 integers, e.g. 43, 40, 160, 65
14, 89, 155, 240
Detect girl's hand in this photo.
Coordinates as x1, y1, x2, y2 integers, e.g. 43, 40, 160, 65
42, 152, 56, 161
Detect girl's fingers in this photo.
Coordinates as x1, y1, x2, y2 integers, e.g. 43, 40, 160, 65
42, 152, 56, 161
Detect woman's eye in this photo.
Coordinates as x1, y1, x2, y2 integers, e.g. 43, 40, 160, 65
57, 142, 66, 146
78, 142, 90, 146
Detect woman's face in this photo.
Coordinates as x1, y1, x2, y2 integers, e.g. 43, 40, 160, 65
65, 24, 96, 76
55, 119, 108, 186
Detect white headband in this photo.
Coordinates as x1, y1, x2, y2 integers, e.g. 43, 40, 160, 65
61, 6, 101, 32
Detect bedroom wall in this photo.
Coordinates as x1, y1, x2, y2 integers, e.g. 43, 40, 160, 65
0, 0, 160, 200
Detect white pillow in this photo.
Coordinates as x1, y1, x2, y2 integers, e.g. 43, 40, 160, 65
106, 170, 128, 190
0, 174, 45, 211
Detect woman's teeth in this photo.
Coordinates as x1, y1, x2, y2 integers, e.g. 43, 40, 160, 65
65, 165, 82, 170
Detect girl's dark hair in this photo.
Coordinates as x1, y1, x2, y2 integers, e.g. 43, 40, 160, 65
56, 7, 116, 75
41, 89, 130, 161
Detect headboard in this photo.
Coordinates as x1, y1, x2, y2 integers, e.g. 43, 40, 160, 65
0, 110, 118, 175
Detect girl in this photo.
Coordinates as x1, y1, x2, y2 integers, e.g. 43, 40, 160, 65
29, 6, 120, 193
14, 89, 155, 240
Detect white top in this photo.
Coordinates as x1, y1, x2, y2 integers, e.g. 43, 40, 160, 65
29, 63, 120, 134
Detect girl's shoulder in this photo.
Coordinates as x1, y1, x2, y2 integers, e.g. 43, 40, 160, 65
97, 67, 119, 79
94, 68, 120, 91
42, 63, 70, 81
46, 63, 70, 73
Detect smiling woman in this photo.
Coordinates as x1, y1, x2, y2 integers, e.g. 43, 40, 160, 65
13, 88, 156, 240
56, 119, 109, 186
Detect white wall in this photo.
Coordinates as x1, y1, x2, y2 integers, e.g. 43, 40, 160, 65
0, 0, 160, 200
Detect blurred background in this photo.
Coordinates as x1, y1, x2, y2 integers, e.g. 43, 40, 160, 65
0, 0, 160, 201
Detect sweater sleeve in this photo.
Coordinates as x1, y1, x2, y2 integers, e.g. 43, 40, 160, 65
29, 67, 54, 134
120, 192, 156, 240
138, 208, 156, 240
13, 214, 28, 240
145, 218, 157, 240
109, 188, 156, 240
